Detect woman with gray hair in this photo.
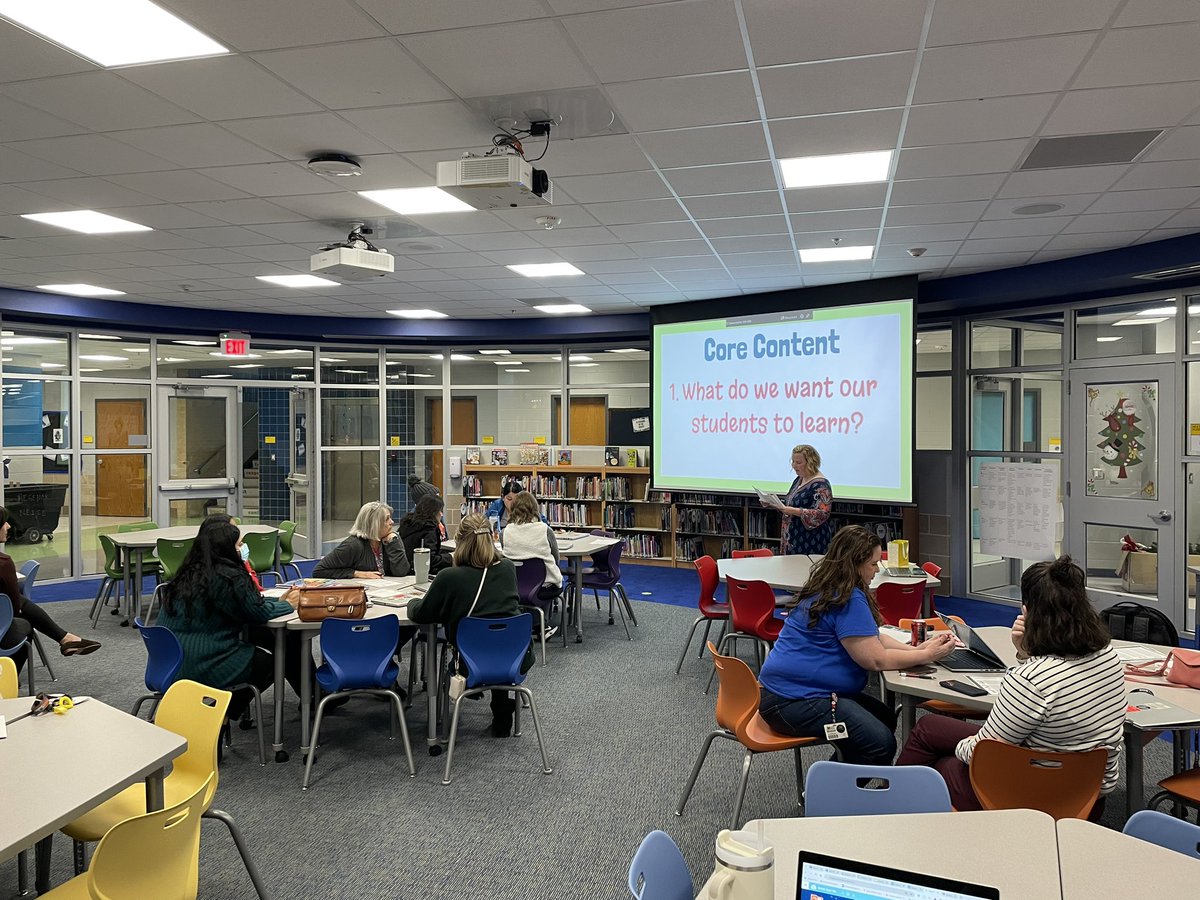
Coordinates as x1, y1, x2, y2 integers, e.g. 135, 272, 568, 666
313, 501, 411, 579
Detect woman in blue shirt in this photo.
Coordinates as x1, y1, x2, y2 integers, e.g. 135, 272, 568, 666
758, 525, 956, 764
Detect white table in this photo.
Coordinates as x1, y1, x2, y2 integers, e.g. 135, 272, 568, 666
717, 553, 941, 612
554, 532, 623, 645
0, 696, 187, 893
696, 809, 1061, 899
1056, 817, 1200, 897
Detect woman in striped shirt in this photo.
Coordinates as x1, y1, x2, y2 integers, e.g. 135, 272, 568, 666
896, 556, 1126, 815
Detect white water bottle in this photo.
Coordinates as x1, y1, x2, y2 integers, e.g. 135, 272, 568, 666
708, 829, 774, 900
413, 547, 430, 585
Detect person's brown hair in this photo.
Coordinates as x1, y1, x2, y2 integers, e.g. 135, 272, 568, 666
796, 525, 882, 627
453, 513, 500, 569
508, 492, 539, 525
1020, 556, 1110, 658
791, 443, 821, 474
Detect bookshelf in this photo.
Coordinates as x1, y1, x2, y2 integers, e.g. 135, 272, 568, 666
462, 465, 917, 568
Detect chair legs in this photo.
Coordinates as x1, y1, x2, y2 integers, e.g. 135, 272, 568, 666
30, 632, 56, 681
519, 604, 547, 666
732, 749, 756, 830
675, 728, 738, 815
88, 576, 119, 629
283, 562, 303, 581
226, 683, 266, 766
302, 688, 415, 790
442, 685, 552, 785
675, 615, 709, 674
129, 692, 161, 719
203, 808, 272, 900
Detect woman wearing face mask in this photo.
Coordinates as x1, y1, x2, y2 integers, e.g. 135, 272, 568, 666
156, 514, 310, 720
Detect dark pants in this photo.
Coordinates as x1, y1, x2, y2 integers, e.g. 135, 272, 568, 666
228, 626, 309, 720
1, 616, 32, 671
16, 599, 68, 644
760, 688, 897, 765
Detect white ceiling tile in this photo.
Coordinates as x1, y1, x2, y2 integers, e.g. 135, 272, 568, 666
1042, 230, 1149, 251
606, 222, 701, 242
7, 72, 199, 132
1075, 22, 1200, 88
947, 251, 1035, 267
268, 191, 395, 221
105, 171, 250, 203
712, 234, 793, 253
401, 21, 594, 97
253, 40, 454, 109
743, 0, 927, 65
441, 231, 542, 252
699, 215, 789, 237
927, 0, 1120, 46
663, 162, 777, 197
1044, 82, 1200, 135
356, 0, 548, 34
904, 95, 1058, 146
1112, 160, 1200, 191
587, 198, 687, 225
340, 102, 493, 152
771, 109, 904, 159
554, 171, 668, 203
883, 223, 975, 242
198, 162, 344, 197
0, 23, 95, 82
638, 123, 769, 168
0, 145, 86, 183
555, 244, 640, 261
222, 114, 393, 163
180, 198, 308, 226
564, 0, 746, 82
316, 153, 430, 192
721, 250, 797, 268
877, 241, 959, 257
535, 135, 651, 177
236, 242, 314, 261
634, 239, 713, 258
1159, 207, 1200, 229
794, 226, 879, 247
11, 134, 176, 176
886, 201, 989, 226
1116, 0, 1200, 27
164, 0, 386, 50
961, 235, 1051, 254
606, 72, 758, 131
121, 57, 322, 120
789, 208, 883, 232
916, 34, 1096, 103
784, 183, 888, 213
968, 216, 1072, 239
408, 210, 512, 234
1143, 124, 1200, 161
490, 204, 602, 230
522, 225, 616, 247
106, 123, 282, 170
1087, 187, 1200, 213
254, 221, 358, 244
891, 175, 1007, 205
686, 192, 783, 219
894, 141, 1029, 179
998, 165, 1128, 199
17, 176, 161, 209
759, 54, 915, 118
981, 194, 1100, 219
1060, 210, 1174, 232
0, 95, 86, 143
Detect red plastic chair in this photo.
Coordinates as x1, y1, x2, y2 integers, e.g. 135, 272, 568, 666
732, 548, 773, 559
874, 581, 923, 626
674, 556, 730, 675
707, 577, 783, 693
920, 562, 941, 614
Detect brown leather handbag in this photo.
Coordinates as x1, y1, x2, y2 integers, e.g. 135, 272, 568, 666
288, 584, 368, 622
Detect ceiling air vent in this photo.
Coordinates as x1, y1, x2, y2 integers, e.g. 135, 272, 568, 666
1133, 262, 1200, 281
1018, 130, 1161, 170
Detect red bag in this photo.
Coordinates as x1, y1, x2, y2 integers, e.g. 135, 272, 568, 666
1125, 648, 1200, 690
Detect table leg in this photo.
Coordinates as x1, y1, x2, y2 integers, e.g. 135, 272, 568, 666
120, 548, 133, 624
299, 633, 314, 754
900, 695, 917, 742
573, 559, 584, 644
272, 625, 288, 762
921, 584, 934, 618
144, 768, 166, 811
35, 835, 52, 894
133, 549, 145, 622
425, 623, 441, 754
1124, 727, 1145, 818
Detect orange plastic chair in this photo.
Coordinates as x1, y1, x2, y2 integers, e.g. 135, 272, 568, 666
969, 739, 1108, 820
674, 556, 730, 675
1146, 766, 1200, 817
732, 548, 773, 559
706, 577, 782, 692
896, 616, 982, 720
874, 581, 923, 626
677, 642, 825, 828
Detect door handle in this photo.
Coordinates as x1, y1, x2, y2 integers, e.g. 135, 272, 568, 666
1148, 510, 1173, 523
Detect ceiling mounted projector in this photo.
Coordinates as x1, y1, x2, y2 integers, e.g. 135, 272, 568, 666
436, 153, 552, 210
311, 225, 393, 281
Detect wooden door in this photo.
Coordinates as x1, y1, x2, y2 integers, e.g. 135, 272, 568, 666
426, 397, 477, 490
96, 399, 148, 517
568, 396, 608, 445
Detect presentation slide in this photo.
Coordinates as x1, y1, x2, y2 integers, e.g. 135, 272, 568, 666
652, 298, 913, 501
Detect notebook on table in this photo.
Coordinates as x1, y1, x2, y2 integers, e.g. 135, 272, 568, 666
936, 613, 1008, 673
798, 850, 999, 900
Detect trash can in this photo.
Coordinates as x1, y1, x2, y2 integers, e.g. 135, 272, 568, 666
4, 483, 68, 543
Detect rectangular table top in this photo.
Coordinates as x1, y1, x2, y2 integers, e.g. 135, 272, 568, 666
0, 697, 187, 862
444, 531, 621, 559
107, 523, 278, 549
264, 576, 421, 629
717, 553, 940, 592
1056, 818, 1200, 897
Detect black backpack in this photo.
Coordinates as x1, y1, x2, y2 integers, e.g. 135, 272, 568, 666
1099, 600, 1179, 648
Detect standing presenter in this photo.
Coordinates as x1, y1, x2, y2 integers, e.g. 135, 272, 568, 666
774, 443, 834, 555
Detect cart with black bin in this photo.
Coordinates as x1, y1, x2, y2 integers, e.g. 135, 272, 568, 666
4, 482, 68, 543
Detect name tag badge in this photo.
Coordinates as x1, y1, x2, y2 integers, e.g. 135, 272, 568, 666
824, 721, 849, 741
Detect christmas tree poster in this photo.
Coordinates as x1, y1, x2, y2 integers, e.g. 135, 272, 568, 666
1096, 397, 1144, 479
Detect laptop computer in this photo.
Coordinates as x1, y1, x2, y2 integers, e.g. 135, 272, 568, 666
798, 850, 999, 900
882, 565, 924, 578
936, 613, 1008, 672
1125, 691, 1200, 729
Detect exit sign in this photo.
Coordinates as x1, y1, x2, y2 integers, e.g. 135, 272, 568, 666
220, 331, 250, 357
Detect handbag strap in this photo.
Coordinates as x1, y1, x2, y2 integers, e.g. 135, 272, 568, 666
453, 566, 488, 673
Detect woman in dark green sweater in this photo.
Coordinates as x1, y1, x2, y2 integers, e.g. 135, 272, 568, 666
409, 513, 533, 738
157, 515, 307, 719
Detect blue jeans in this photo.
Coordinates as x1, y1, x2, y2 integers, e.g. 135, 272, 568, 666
759, 687, 897, 765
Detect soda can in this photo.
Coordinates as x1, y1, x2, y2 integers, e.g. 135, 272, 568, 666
910, 620, 927, 646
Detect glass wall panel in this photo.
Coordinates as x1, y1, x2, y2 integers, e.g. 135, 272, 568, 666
1, 458, 72, 580
970, 325, 1014, 369
1020, 374, 1062, 453
451, 388, 556, 449
1186, 462, 1200, 634
82, 453, 152, 575
79, 336, 150, 379
566, 348, 649, 384
916, 376, 951, 450
450, 350, 562, 385
322, 450, 379, 547
1076, 298, 1177, 360
321, 390, 380, 446
1, 328, 69, 375
916, 329, 952, 372
156, 340, 314, 381
166, 395, 228, 480
319, 349, 378, 385
1082, 379, 1157, 501
1021, 327, 1062, 366
1186, 360, 1200, 455
386, 448, 442, 514
1083, 522, 1156, 599
168, 496, 229, 526
81, 383, 150, 450
2, 378, 71, 452
385, 351, 442, 384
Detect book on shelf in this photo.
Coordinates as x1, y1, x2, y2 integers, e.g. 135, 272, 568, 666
491, 448, 509, 465
465, 446, 481, 465
519, 442, 549, 466
625, 448, 640, 467
557, 448, 572, 465
604, 445, 621, 466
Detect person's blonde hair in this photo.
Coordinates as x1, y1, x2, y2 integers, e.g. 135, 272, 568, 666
791, 443, 821, 473
349, 501, 393, 540
508, 492, 539, 525
453, 513, 500, 569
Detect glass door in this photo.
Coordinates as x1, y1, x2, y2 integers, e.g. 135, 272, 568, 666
1068, 364, 1178, 621
155, 385, 239, 525
286, 388, 314, 557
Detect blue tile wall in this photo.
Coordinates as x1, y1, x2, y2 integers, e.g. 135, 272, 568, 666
243, 387, 292, 523
386, 384, 417, 513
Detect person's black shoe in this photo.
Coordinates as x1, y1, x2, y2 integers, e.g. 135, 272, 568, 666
488, 716, 513, 738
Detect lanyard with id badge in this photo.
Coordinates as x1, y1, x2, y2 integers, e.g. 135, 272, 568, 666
824, 692, 849, 741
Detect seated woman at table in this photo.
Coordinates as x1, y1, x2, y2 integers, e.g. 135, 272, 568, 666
484, 480, 524, 532
408, 513, 533, 738
769, 443, 834, 556
313, 501, 411, 580
0, 505, 100, 660
397, 494, 452, 576
758, 525, 956, 765
500, 491, 562, 641
156, 514, 308, 719
896, 556, 1126, 815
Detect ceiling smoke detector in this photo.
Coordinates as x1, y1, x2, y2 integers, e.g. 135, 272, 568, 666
535, 216, 561, 230
1012, 202, 1064, 216
306, 154, 362, 177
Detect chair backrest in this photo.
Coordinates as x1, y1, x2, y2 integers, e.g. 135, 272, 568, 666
732, 548, 773, 559
87, 771, 213, 900
241, 530, 280, 575
693, 555, 721, 611
16, 559, 39, 596
628, 830, 693, 900
969, 739, 1107, 820
457, 614, 533, 688
804, 760, 952, 816
0, 656, 17, 698
921, 561, 943, 578
117, 521, 159, 533
897, 615, 964, 632
1123, 809, 1200, 860
724, 576, 778, 636
513, 558, 547, 606
588, 539, 624, 584
0, 592, 19, 650
707, 641, 760, 734
318, 615, 402, 692
134, 617, 185, 694
153, 679, 232, 807
154, 538, 194, 582
98, 532, 123, 578
874, 581, 924, 626
276, 520, 298, 565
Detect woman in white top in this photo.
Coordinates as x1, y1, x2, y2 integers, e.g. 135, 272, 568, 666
896, 556, 1126, 816
500, 492, 562, 640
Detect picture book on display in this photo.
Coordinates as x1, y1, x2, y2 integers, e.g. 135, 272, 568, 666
558, 449, 572, 465
625, 448, 640, 467
491, 448, 509, 465
604, 445, 621, 466
519, 443, 549, 466
465, 446, 481, 465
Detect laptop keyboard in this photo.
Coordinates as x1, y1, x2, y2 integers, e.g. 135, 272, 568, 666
944, 650, 1002, 671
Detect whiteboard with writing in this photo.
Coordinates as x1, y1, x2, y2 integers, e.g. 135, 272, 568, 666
978, 463, 1058, 561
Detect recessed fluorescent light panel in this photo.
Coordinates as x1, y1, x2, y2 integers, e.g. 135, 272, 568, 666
494, 360, 521, 365
1096, 336, 1123, 343
78, 333, 121, 340
387, 309, 448, 319
79, 355, 127, 362
607, 348, 642, 354
799, 245, 874, 263
505, 368, 531, 373
22, 210, 151, 234
38, 284, 125, 296
359, 187, 473, 215
0, 0, 228, 67
256, 275, 338, 288
780, 150, 892, 189
535, 304, 591, 314
508, 263, 585, 278
478, 349, 511, 355
1113, 317, 1167, 327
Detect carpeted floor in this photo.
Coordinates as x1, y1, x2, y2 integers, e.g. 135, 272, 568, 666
3, 568, 1178, 899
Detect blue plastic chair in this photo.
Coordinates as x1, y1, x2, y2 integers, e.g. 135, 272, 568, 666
513, 558, 550, 667
0, 591, 32, 694
804, 760, 953, 817
628, 830, 693, 900
302, 614, 415, 790
16, 560, 55, 682
441, 613, 552, 785
129, 617, 184, 719
573, 539, 635, 641
1123, 809, 1200, 860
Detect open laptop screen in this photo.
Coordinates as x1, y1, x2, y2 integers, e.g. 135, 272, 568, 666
798, 850, 1000, 900
936, 613, 1006, 667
